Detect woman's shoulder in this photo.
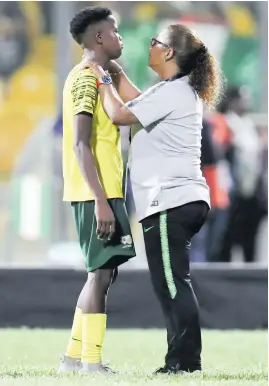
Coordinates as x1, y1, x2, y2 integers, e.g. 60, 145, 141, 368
171, 76, 191, 90
168, 76, 199, 101
144, 80, 167, 95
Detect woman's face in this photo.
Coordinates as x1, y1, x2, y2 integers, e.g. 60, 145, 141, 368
148, 29, 173, 70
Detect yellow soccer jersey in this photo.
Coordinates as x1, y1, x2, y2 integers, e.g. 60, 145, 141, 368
62, 66, 123, 202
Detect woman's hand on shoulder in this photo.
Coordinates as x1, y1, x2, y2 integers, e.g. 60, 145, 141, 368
79, 58, 106, 78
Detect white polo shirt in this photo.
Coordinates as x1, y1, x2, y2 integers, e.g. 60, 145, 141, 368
126, 75, 210, 222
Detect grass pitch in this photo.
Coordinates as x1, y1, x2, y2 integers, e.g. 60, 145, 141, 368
0, 329, 267, 385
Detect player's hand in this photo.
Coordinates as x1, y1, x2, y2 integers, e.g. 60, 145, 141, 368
107, 60, 123, 75
94, 199, 116, 241
79, 58, 106, 78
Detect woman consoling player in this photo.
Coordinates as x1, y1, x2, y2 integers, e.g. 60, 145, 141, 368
82, 22, 223, 375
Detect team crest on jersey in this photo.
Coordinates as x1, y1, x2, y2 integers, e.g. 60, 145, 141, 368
121, 235, 133, 246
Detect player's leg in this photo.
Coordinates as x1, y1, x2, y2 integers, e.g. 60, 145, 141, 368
78, 198, 135, 374
58, 202, 90, 373
58, 302, 82, 372
63, 279, 95, 362
60, 199, 135, 374
59, 201, 105, 372
59, 269, 116, 373
79, 268, 116, 374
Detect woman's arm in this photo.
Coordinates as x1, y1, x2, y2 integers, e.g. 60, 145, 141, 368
98, 82, 139, 126
83, 61, 139, 126
108, 61, 142, 103
84, 60, 176, 129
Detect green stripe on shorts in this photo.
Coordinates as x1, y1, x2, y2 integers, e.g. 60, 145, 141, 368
160, 210, 177, 299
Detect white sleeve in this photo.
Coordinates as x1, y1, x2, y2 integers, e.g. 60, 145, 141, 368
125, 82, 175, 127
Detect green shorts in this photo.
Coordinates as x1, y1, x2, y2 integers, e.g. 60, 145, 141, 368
71, 198, 136, 272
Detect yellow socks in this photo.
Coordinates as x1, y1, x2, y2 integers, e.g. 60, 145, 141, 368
81, 313, 107, 363
65, 307, 82, 359
65, 310, 107, 363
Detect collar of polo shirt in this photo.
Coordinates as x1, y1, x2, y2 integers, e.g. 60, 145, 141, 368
165, 73, 187, 82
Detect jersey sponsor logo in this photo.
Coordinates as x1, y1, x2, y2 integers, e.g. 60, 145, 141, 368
151, 200, 159, 207
121, 235, 133, 247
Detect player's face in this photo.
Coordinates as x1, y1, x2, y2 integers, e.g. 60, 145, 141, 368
101, 16, 123, 60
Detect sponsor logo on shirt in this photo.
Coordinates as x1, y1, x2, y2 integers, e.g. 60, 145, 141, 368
144, 226, 154, 233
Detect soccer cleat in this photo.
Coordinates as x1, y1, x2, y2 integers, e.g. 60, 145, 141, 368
58, 356, 81, 373
182, 367, 202, 373
154, 364, 182, 375
154, 363, 201, 375
79, 362, 116, 375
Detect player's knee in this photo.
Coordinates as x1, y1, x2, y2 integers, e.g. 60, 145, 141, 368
90, 269, 114, 293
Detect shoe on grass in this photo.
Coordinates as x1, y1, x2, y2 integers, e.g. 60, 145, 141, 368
79, 362, 116, 375
58, 356, 81, 373
154, 363, 201, 375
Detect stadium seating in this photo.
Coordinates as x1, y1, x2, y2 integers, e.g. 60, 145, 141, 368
0, 104, 35, 173
0, 63, 56, 174
8, 64, 56, 108
26, 36, 55, 70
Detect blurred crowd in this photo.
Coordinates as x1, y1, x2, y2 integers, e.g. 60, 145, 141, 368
0, 2, 29, 97
184, 86, 267, 262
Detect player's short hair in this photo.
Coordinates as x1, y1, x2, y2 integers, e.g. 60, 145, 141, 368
70, 6, 112, 45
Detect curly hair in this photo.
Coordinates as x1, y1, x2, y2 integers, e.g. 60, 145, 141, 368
70, 6, 112, 45
169, 24, 225, 109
